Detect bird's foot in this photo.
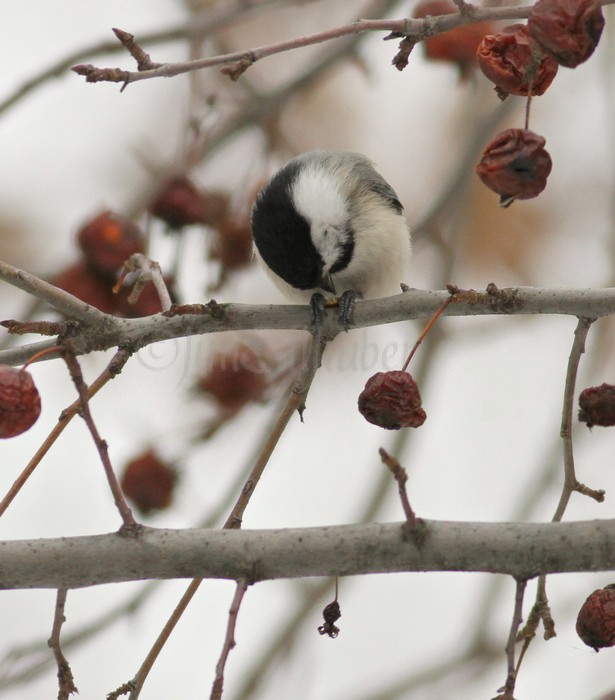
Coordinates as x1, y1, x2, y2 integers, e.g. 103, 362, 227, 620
337, 290, 358, 330
309, 290, 358, 334
309, 292, 327, 328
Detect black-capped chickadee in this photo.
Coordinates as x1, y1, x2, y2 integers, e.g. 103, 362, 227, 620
251, 150, 411, 324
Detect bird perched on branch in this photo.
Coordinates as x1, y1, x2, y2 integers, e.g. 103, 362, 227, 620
251, 150, 411, 325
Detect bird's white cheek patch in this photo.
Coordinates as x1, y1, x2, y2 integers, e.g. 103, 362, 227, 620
292, 168, 348, 231
311, 225, 347, 272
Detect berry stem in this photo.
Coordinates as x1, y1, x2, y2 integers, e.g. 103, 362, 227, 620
21, 344, 65, 371
524, 93, 532, 130
401, 295, 453, 372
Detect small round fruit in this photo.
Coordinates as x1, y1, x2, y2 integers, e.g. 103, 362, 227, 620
476, 128, 552, 206
77, 211, 144, 276
578, 383, 615, 428
53, 261, 119, 314
576, 585, 615, 651
149, 177, 229, 229
477, 24, 558, 99
120, 450, 177, 514
197, 344, 269, 414
528, 0, 605, 69
0, 366, 42, 438
358, 371, 426, 430
413, 0, 495, 78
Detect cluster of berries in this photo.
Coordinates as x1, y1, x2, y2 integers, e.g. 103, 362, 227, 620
414, 0, 605, 206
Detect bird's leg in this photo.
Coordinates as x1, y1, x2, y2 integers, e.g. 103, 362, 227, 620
338, 290, 358, 330
309, 290, 357, 334
309, 292, 327, 328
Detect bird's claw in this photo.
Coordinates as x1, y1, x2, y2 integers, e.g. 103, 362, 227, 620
309, 292, 327, 327
338, 290, 358, 330
309, 290, 357, 334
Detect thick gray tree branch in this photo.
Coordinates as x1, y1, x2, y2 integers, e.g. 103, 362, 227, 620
2, 518, 615, 590
2, 277, 615, 366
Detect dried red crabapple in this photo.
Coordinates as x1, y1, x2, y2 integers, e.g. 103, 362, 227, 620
0, 366, 42, 439
476, 128, 552, 206
120, 450, 177, 514
198, 344, 269, 413
413, 0, 495, 78
358, 371, 426, 430
477, 24, 558, 99
576, 585, 615, 651
528, 0, 605, 69
77, 211, 144, 276
149, 176, 230, 230
578, 383, 615, 428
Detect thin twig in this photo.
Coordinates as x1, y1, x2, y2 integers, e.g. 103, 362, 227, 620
0, 259, 109, 323
119, 330, 329, 699
0, 581, 158, 692
517, 318, 596, 655
210, 579, 249, 700
0, 0, 290, 116
123, 577, 202, 699
0, 348, 131, 518
176, 0, 399, 168
451, 0, 475, 13
233, 421, 422, 699
60, 342, 137, 529
553, 317, 599, 520
224, 329, 329, 528
498, 578, 527, 699
116, 254, 174, 312
47, 588, 78, 699
112, 28, 160, 71
104, 394, 295, 700
0, 396, 290, 693
115, 425, 286, 699
71, 4, 550, 87
378, 448, 416, 526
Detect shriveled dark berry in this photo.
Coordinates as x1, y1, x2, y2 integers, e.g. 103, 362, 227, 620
578, 383, 615, 428
413, 1, 495, 79
318, 600, 342, 638
358, 371, 426, 430
476, 128, 552, 206
120, 450, 177, 514
197, 344, 269, 414
53, 261, 119, 315
477, 24, 558, 99
0, 366, 42, 438
209, 213, 254, 271
149, 176, 229, 229
576, 585, 615, 651
77, 211, 144, 276
528, 0, 605, 69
